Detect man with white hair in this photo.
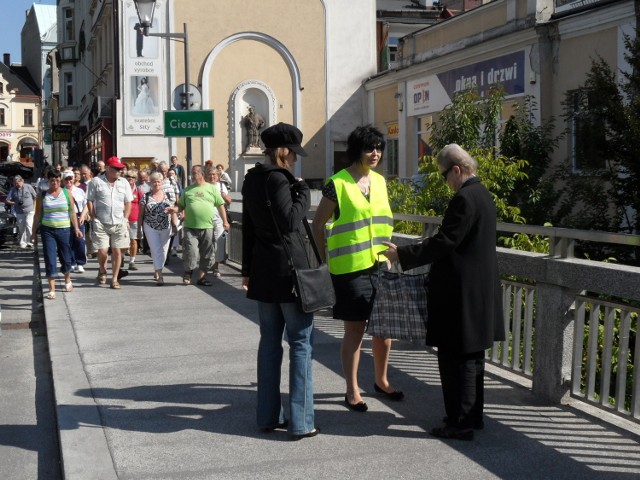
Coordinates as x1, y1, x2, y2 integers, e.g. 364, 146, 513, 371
383, 144, 505, 441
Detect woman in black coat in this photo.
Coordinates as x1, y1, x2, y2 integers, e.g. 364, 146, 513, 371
241, 122, 318, 440
383, 144, 506, 441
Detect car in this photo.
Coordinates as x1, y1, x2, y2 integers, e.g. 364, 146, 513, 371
0, 210, 18, 246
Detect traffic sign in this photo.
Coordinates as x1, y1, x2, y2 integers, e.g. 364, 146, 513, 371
163, 110, 214, 137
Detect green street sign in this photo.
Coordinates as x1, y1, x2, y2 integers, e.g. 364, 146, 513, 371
164, 110, 214, 137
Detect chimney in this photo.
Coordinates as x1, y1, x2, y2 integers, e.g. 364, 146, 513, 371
3, 53, 9, 65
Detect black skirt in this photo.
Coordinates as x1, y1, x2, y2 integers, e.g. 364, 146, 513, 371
331, 263, 380, 321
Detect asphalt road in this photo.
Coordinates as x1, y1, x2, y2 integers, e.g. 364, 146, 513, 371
0, 244, 62, 480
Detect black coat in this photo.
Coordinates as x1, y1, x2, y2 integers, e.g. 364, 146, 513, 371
241, 163, 311, 303
397, 177, 506, 353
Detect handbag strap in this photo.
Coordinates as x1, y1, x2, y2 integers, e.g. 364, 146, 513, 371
264, 172, 323, 266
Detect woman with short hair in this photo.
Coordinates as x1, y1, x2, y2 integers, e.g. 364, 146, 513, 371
140, 172, 177, 285
31, 170, 84, 299
312, 125, 401, 413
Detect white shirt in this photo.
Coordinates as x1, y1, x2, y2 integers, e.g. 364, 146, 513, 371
87, 174, 133, 224
68, 186, 87, 214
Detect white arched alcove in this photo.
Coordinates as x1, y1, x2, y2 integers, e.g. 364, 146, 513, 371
199, 31, 303, 184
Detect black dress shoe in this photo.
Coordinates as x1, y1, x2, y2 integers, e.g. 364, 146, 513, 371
259, 420, 288, 433
117, 269, 129, 280
344, 395, 368, 412
374, 383, 405, 401
430, 425, 474, 441
443, 416, 484, 430
289, 427, 320, 441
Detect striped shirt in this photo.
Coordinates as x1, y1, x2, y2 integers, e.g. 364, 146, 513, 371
41, 190, 71, 228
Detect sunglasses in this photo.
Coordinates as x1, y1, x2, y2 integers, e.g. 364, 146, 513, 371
363, 144, 384, 154
441, 165, 454, 180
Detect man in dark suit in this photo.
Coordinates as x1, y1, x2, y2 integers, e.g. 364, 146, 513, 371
383, 143, 505, 441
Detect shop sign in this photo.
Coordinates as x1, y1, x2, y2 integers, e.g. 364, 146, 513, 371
407, 51, 525, 116
52, 125, 73, 141
0, 131, 13, 138
386, 123, 399, 136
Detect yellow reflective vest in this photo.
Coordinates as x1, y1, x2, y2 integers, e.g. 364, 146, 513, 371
325, 169, 394, 275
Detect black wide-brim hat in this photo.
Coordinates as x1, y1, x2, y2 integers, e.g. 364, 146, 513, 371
260, 122, 308, 157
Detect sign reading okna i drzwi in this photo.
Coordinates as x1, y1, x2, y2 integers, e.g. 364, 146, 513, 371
163, 110, 214, 137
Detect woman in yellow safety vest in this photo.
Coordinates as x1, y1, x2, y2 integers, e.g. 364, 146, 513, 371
312, 125, 402, 412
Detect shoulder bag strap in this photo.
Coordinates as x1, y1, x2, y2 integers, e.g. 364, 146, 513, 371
264, 172, 324, 266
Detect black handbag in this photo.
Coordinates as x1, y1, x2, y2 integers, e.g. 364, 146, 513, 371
265, 175, 336, 313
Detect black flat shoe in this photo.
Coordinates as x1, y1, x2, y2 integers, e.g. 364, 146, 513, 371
344, 395, 368, 412
259, 420, 288, 433
289, 427, 320, 441
374, 383, 405, 401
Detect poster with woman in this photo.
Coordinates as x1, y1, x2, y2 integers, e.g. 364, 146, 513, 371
131, 76, 158, 116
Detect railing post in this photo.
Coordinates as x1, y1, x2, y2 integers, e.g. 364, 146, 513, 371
532, 279, 580, 403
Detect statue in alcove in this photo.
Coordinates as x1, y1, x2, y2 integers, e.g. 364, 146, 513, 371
243, 105, 265, 153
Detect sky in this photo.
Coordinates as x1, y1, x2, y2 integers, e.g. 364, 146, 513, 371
1, 0, 56, 64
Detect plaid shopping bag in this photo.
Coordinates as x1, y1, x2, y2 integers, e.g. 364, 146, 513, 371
367, 267, 428, 341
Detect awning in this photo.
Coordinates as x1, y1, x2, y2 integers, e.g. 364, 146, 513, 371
18, 137, 39, 146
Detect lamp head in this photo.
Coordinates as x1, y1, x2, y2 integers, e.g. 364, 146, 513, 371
133, 0, 156, 35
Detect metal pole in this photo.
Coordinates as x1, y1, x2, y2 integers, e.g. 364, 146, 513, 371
183, 23, 192, 182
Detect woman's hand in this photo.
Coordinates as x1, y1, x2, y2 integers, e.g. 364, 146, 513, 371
74, 228, 84, 238
381, 241, 399, 263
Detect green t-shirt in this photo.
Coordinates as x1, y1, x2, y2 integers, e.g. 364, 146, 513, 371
178, 182, 224, 229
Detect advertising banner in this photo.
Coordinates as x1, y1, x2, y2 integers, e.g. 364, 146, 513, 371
407, 51, 525, 116
122, 0, 165, 134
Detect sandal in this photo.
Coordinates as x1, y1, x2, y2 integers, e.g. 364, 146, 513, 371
45, 291, 56, 300
196, 277, 212, 286
97, 270, 107, 285
110, 281, 121, 290
183, 271, 192, 285
64, 282, 73, 292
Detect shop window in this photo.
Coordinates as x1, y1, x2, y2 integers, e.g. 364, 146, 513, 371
24, 109, 33, 126
385, 138, 399, 177
417, 116, 433, 159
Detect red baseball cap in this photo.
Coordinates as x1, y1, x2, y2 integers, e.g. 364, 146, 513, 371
106, 156, 125, 169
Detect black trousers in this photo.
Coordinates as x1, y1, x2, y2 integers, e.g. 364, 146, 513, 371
437, 348, 485, 429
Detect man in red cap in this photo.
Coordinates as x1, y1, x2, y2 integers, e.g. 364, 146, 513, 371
87, 156, 133, 289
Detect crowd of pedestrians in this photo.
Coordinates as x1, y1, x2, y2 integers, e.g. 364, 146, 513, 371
7, 126, 505, 444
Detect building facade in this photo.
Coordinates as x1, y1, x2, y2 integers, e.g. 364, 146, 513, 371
0, 56, 41, 165
21, 3, 57, 162
365, 0, 636, 181
56, 0, 378, 190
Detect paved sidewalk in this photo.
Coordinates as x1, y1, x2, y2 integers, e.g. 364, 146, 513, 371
40, 251, 640, 479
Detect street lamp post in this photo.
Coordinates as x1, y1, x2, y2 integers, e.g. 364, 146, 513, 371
133, 0, 193, 179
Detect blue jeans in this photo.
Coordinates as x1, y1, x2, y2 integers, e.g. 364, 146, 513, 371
257, 302, 314, 435
69, 222, 87, 266
41, 226, 74, 278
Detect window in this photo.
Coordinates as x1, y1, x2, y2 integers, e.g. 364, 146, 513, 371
569, 90, 607, 172
0, 82, 3, 94
24, 109, 33, 126
0, 108, 5, 125
64, 72, 74, 106
64, 8, 74, 41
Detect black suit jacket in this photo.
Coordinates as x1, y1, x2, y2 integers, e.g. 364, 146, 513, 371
241, 163, 311, 303
398, 177, 506, 353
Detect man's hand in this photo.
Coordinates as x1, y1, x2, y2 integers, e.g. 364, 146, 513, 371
381, 241, 399, 263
